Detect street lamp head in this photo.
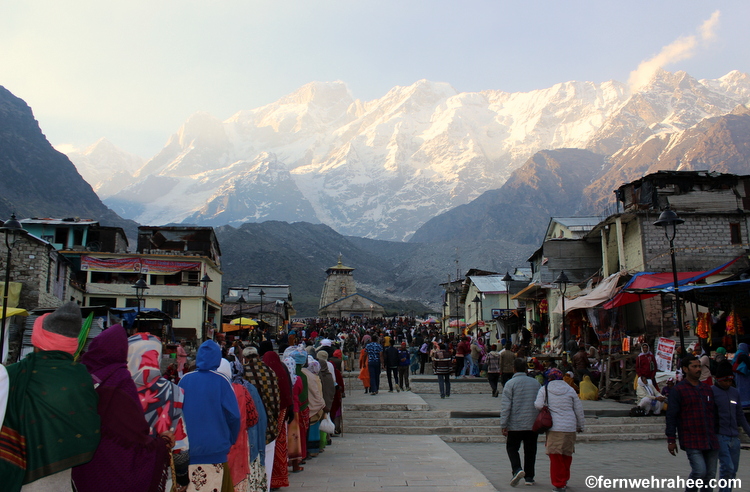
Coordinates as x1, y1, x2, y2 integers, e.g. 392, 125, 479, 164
200, 274, 212, 284
653, 207, 684, 241
237, 295, 245, 304
132, 278, 149, 292
442, 301, 448, 308
501, 271, 513, 282
554, 271, 570, 286
259, 289, 266, 297
0, 214, 22, 232
472, 295, 481, 303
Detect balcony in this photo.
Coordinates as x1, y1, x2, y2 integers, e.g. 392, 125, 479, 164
86, 283, 203, 298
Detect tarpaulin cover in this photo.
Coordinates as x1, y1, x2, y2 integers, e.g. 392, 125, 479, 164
602, 256, 742, 309
552, 272, 623, 314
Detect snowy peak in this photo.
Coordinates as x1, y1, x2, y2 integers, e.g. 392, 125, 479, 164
66, 138, 143, 198
77, 70, 750, 240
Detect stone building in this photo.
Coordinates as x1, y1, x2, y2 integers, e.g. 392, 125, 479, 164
318, 256, 385, 318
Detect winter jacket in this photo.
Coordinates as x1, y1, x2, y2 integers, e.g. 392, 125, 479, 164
384, 346, 401, 368
179, 340, 241, 464
535, 380, 585, 433
500, 372, 541, 431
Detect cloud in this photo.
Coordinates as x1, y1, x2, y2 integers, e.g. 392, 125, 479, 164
628, 10, 720, 92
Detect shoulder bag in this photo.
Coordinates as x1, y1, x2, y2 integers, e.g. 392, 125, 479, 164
532, 385, 553, 434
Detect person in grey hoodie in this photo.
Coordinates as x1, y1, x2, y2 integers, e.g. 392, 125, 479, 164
501, 357, 541, 487
535, 368, 584, 492
712, 361, 750, 492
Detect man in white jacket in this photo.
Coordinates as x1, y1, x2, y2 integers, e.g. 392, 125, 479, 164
636, 375, 666, 415
535, 368, 585, 492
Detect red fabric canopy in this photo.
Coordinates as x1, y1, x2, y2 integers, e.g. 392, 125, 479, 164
602, 256, 741, 309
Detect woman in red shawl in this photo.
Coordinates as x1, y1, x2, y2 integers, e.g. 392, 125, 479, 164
72, 325, 172, 492
261, 343, 294, 489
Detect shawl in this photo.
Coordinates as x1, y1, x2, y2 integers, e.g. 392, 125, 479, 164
72, 325, 170, 492
0, 351, 100, 491
295, 364, 309, 412
228, 379, 258, 486
127, 333, 190, 482
243, 356, 280, 444
231, 369, 266, 463
330, 366, 345, 417
317, 359, 335, 411
263, 351, 294, 409
301, 368, 325, 419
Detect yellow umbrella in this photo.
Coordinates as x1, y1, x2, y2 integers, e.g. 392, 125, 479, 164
229, 317, 258, 326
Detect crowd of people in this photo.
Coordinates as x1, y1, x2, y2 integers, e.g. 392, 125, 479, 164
0, 302, 347, 492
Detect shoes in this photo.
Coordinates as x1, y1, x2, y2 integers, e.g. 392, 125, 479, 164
441, 395, 445, 399
370, 392, 378, 395
388, 389, 393, 393
510, 469, 525, 487
396, 386, 401, 392
446, 394, 450, 397
524, 480, 535, 486
552, 487, 566, 492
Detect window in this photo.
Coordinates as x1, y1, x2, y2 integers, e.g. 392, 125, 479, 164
125, 298, 141, 308
54, 227, 69, 248
162, 299, 181, 319
89, 297, 117, 308
730, 223, 742, 245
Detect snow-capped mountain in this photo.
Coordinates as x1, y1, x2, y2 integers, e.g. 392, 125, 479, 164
65, 138, 143, 198
71, 70, 750, 241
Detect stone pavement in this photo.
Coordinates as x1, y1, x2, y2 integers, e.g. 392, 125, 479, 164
284, 372, 750, 491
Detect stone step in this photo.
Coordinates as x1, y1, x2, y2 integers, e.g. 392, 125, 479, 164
347, 425, 505, 435
440, 432, 664, 443
344, 402, 430, 412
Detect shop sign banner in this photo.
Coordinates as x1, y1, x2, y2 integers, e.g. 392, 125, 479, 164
141, 259, 201, 274
656, 337, 676, 372
81, 256, 142, 272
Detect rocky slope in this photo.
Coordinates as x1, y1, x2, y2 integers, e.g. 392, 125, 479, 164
0, 86, 136, 235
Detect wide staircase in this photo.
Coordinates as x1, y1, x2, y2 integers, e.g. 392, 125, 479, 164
342, 372, 666, 443
345, 403, 665, 443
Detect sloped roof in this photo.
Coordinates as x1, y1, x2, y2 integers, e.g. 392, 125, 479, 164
469, 275, 511, 294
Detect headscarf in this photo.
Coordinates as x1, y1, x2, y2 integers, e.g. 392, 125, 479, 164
307, 355, 321, 375
263, 350, 294, 409
73, 325, 170, 492
30, 301, 81, 354
545, 368, 563, 381
284, 357, 298, 386
217, 358, 232, 383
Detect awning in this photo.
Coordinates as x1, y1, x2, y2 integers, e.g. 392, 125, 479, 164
602, 256, 742, 309
0, 307, 29, 319
512, 283, 555, 301
552, 272, 623, 314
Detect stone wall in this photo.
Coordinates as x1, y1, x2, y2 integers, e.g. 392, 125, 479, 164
641, 212, 748, 273
0, 235, 66, 310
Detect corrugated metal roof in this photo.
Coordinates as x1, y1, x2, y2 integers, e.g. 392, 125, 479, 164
552, 217, 602, 230
469, 275, 511, 293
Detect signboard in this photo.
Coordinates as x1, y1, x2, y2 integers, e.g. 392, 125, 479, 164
655, 337, 676, 372
491, 309, 512, 319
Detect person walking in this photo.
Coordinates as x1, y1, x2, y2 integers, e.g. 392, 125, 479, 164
397, 342, 411, 391
666, 356, 719, 492
500, 343, 516, 386
712, 361, 750, 492
365, 335, 384, 395
432, 343, 453, 398
535, 368, 584, 492
486, 344, 502, 397
384, 342, 401, 392
456, 336, 470, 377
500, 358, 541, 487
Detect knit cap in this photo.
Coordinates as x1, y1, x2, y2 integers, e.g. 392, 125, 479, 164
44, 301, 82, 338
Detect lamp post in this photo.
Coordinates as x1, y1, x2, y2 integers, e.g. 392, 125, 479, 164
201, 274, 212, 339
554, 271, 571, 359
442, 301, 448, 334
501, 271, 513, 341
258, 289, 265, 327
453, 286, 460, 335
132, 277, 149, 333
472, 295, 481, 333
1, 214, 23, 364
237, 294, 245, 338
654, 207, 686, 354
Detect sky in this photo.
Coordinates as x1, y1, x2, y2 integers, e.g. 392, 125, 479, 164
2, 1, 750, 158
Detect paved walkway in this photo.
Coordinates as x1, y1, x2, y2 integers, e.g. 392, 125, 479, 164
285, 372, 750, 491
